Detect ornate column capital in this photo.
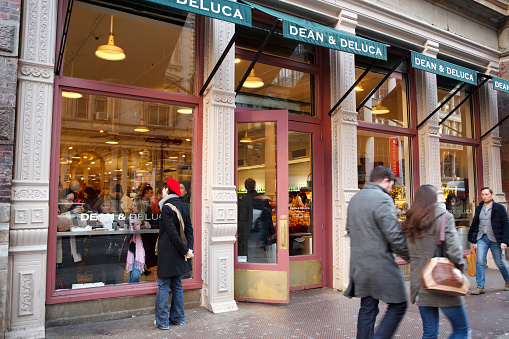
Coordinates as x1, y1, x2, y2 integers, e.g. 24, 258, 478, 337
423, 40, 439, 57
337, 10, 357, 34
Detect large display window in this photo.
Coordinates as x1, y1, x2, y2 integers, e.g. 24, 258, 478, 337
437, 76, 474, 138
440, 143, 476, 250
357, 131, 411, 220
55, 93, 194, 290
355, 53, 410, 128
63, 1, 196, 95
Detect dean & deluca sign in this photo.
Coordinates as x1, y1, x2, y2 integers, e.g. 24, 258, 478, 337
411, 51, 477, 85
143, 0, 252, 26
284, 22, 387, 60
493, 76, 509, 94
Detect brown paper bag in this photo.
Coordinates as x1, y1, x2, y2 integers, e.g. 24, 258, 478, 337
465, 247, 476, 277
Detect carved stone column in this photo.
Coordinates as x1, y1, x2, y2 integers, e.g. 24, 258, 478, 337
416, 41, 443, 195
330, 10, 358, 290
6, 0, 57, 337
201, 17, 238, 313
480, 63, 506, 207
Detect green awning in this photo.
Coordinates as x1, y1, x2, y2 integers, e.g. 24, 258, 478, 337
242, 1, 387, 60
493, 76, 509, 94
142, 0, 252, 26
411, 51, 477, 85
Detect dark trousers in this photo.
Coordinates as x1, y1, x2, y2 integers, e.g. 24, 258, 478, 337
357, 296, 407, 339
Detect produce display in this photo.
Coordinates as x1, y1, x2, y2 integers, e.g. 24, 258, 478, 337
289, 207, 311, 233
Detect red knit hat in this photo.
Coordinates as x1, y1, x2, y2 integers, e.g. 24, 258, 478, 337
166, 178, 181, 196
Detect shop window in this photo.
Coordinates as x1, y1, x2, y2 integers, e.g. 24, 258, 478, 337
498, 91, 509, 199
236, 22, 315, 64
357, 131, 411, 220
437, 76, 474, 138
288, 131, 313, 256
355, 53, 410, 128
440, 143, 476, 249
56, 92, 194, 290
235, 59, 315, 116
63, 1, 196, 95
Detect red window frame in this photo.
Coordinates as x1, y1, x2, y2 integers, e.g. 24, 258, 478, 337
46, 2, 204, 304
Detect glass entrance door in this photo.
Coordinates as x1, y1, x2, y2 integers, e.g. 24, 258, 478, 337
234, 110, 289, 303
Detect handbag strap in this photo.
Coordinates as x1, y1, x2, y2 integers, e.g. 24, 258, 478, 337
165, 203, 188, 246
435, 213, 447, 257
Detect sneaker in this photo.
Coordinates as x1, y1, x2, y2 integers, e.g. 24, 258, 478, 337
170, 321, 185, 326
471, 287, 485, 295
154, 320, 169, 330
505, 282, 509, 291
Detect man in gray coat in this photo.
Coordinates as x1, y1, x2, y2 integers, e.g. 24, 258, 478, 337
345, 166, 409, 339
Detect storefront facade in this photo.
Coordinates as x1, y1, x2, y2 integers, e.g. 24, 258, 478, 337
3, 0, 508, 337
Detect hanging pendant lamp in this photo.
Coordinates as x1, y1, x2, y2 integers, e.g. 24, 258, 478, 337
242, 69, 264, 89
240, 130, 252, 143
95, 15, 126, 61
371, 103, 390, 114
134, 115, 149, 132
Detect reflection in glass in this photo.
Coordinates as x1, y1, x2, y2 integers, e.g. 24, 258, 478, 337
355, 53, 409, 128
288, 131, 313, 256
440, 143, 476, 250
437, 76, 473, 138
357, 131, 410, 220
56, 93, 194, 290
237, 123, 277, 264
64, 1, 195, 95
235, 60, 315, 116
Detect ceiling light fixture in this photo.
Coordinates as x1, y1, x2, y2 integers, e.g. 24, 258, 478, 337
134, 114, 149, 132
242, 69, 264, 88
62, 91, 83, 99
95, 15, 126, 61
354, 85, 364, 92
371, 103, 390, 114
71, 152, 81, 159
240, 130, 252, 143
105, 136, 119, 144
177, 107, 193, 114
234, 58, 241, 63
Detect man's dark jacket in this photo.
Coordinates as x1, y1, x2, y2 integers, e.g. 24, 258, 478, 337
468, 201, 509, 245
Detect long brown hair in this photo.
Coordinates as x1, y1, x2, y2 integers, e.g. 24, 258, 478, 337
401, 185, 438, 241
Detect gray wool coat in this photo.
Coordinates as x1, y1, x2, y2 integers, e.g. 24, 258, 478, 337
408, 206, 465, 307
344, 182, 409, 304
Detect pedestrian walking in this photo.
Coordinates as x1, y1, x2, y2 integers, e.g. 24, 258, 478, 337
154, 178, 194, 330
344, 166, 409, 339
468, 186, 509, 295
401, 185, 470, 339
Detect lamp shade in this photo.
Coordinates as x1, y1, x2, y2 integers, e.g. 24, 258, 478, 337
95, 34, 126, 61
105, 136, 120, 144
372, 103, 390, 114
177, 107, 193, 114
95, 16, 125, 61
62, 91, 83, 98
134, 125, 149, 132
240, 131, 252, 143
242, 70, 264, 88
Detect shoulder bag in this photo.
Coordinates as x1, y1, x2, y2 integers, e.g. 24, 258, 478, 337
420, 213, 470, 296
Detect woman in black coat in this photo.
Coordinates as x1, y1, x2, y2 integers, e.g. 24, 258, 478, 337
154, 178, 194, 329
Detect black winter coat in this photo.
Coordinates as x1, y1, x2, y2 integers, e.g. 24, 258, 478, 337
157, 197, 194, 278
468, 201, 509, 245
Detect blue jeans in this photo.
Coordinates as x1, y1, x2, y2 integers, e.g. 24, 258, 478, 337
127, 268, 141, 284
155, 276, 184, 328
357, 296, 407, 339
419, 305, 470, 339
476, 235, 509, 288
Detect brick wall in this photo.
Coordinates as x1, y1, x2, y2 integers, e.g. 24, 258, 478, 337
0, 0, 20, 337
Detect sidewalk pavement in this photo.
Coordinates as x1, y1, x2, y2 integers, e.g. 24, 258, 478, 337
47, 268, 509, 338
